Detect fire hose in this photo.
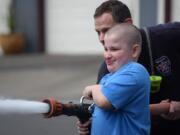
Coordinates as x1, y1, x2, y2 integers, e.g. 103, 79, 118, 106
43, 96, 93, 123
42, 96, 170, 135
42, 96, 170, 120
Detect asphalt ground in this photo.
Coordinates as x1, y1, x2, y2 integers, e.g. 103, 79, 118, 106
0, 54, 102, 135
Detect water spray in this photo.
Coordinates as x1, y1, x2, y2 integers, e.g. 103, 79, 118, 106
0, 99, 50, 114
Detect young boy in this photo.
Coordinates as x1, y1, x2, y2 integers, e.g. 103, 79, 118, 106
82, 24, 150, 135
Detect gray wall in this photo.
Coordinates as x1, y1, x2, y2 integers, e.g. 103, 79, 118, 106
139, 0, 157, 27
14, 0, 40, 53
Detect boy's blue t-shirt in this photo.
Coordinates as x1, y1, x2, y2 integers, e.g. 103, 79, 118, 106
91, 62, 151, 135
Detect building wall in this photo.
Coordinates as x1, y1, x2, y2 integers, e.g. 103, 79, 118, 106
45, 0, 103, 55
157, 0, 180, 24
139, 0, 157, 27
45, 0, 179, 55
45, 0, 139, 55
0, 0, 11, 34
172, 0, 180, 21
0, 0, 43, 53
0, 0, 180, 55
157, 0, 165, 24
14, 0, 40, 52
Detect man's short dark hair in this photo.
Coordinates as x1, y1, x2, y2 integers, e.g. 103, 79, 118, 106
94, 0, 131, 23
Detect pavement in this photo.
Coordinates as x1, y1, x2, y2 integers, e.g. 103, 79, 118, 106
0, 54, 102, 135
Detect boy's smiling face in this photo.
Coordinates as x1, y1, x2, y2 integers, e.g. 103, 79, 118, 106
103, 32, 133, 73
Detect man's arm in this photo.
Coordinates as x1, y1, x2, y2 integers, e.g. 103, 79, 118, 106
150, 102, 170, 116
96, 62, 109, 84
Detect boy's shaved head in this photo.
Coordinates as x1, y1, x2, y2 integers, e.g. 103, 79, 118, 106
105, 23, 142, 47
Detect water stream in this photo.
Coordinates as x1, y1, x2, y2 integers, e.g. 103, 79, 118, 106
0, 99, 49, 115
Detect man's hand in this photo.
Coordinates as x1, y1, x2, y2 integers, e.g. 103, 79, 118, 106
161, 100, 180, 120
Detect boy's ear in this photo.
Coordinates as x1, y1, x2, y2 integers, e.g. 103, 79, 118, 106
132, 44, 141, 59
123, 18, 133, 24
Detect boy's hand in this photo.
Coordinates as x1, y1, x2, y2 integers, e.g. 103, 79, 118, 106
83, 85, 100, 100
83, 85, 93, 100
77, 119, 91, 135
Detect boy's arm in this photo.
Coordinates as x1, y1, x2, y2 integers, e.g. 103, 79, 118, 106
83, 84, 112, 109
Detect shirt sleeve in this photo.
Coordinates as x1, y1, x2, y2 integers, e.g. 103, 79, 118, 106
102, 73, 139, 110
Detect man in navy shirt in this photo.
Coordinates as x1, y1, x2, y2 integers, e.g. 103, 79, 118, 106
77, 1, 180, 135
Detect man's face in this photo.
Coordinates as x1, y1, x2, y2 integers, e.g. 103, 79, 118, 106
94, 13, 117, 45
